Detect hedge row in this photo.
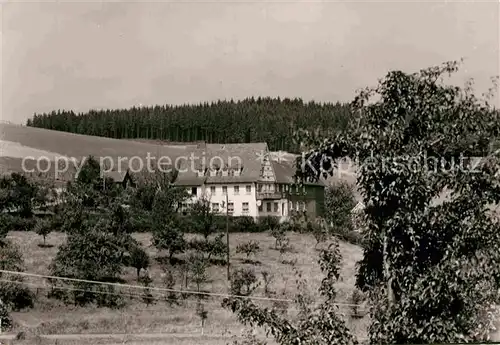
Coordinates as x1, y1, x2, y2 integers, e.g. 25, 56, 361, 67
1, 213, 271, 234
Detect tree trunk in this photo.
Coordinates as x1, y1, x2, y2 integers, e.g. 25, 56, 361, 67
136, 268, 141, 280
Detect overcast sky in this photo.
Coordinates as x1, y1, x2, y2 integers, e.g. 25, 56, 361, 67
1, 0, 498, 124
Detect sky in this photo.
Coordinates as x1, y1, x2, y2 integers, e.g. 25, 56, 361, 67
1, 0, 499, 124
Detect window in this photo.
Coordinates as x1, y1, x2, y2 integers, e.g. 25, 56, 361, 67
209, 169, 217, 177
228, 202, 234, 214
258, 204, 263, 212
222, 186, 227, 195
191, 187, 197, 195
234, 186, 239, 195
222, 169, 228, 177
210, 186, 216, 195
212, 203, 219, 213
242, 202, 249, 213
246, 185, 252, 194
266, 202, 271, 212
290, 201, 295, 210
274, 202, 278, 212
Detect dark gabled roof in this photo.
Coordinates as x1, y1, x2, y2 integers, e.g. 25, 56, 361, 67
174, 176, 206, 186
205, 176, 257, 184
174, 143, 267, 185
101, 170, 130, 183
271, 160, 326, 187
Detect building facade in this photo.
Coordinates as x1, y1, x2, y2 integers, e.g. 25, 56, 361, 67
174, 143, 325, 221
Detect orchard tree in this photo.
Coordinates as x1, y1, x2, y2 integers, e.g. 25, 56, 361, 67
296, 60, 500, 343
223, 240, 356, 345
129, 245, 150, 280
34, 218, 52, 246
236, 240, 262, 262
324, 182, 356, 234
152, 215, 187, 263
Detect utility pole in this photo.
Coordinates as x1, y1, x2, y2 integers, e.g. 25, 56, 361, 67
225, 193, 230, 281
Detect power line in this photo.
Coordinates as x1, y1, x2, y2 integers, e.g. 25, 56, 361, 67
0, 278, 369, 317
0, 269, 369, 307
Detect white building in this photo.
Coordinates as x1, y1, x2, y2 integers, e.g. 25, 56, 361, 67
174, 142, 326, 220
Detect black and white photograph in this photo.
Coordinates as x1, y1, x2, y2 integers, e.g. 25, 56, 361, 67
0, 0, 499, 344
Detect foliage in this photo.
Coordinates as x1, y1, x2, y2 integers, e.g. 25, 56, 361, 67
188, 233, 227, 262
139, 275, 155, 306
0, 299, 13, 332
128, 245, 150, 280
0, 241, 35, 312
236, 241, 261, 261
49, 227, 131, 306
151, 215, 187, 263
260, 217, 286, 250
261, 271, 275, 297
0, 173, 38, 217
223, 241, 357, 345
350, 290, 366, 319
190, 198, 218, 239
230, 268, 260, 297
297, 60, 500, 343
229, 329, 267, 345
27, 98, 352, 152
188, 253, 209, 293
324, 182, 356, 235
196, 301, 209, 335
34, 218, 52, 246
307, 218, 329, 249
162, 265, 179, 305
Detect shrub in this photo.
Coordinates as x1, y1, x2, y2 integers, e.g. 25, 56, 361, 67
261, 271, 275, 297
0, 214, 36, 233
188, 233, 227, 262
230, 268, 260, 296
152, 216, 186, 263
232, 216, 261, 233
34, 218, 52, 246
0, 302, 12, 332
236, 241, 261, 262
0, 241, 35, 312
188, 253, 209, 293
129, 245, 150, 280
324, 182, 356, 234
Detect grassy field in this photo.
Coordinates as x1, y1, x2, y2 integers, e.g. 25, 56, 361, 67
3, 231, 368, 344
0, 124, 189, 177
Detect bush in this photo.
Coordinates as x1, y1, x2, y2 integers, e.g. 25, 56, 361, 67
151, 217, 186, 263
128, 245, 150, 280
0, 241, 35, 312
236, 241, 261, 262
188, 233, 227, 262
34, 218, 52, 246
0, 302, 12, 332
0, 214, 36, 232
230, 268, 260, 296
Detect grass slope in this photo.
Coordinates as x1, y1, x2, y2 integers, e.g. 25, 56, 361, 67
0, 124, 187, 175
5, 231, 368, 344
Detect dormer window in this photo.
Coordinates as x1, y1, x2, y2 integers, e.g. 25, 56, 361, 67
197, 169, 205, 177
209, 169, 217, 177
234, 169, 241, 177
222, 169, 228, 177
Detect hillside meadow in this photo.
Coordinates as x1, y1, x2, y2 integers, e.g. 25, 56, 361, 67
3, 231, 368, 344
